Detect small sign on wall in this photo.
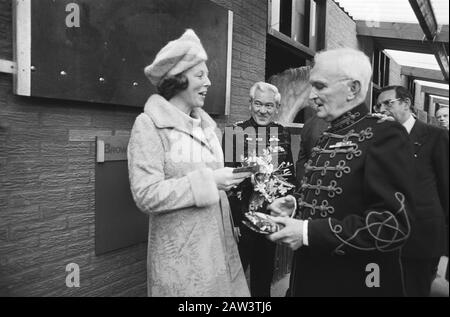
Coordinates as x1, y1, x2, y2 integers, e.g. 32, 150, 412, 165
96, 136, 129, 163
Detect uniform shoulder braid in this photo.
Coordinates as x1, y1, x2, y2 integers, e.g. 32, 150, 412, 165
328, 103, 368, 132
367, 112, 396, 123
271, 121, 285, 128
232, 120, 245, 127
268, 121, 289, 134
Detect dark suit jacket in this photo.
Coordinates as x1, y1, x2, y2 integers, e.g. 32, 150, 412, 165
402, 119, 449, 259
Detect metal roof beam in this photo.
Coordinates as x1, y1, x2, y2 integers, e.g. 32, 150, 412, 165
429, 96, 449, 106
430, 42, 450, 82
401, 66, 446, 83
420, 85, 449, 97
409, 0, 449, 82
357, 21, 448, 42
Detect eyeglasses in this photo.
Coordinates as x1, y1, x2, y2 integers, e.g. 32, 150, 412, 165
374, 98, 402, 110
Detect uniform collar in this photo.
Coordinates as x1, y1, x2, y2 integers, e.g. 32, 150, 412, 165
248, 117, 277, 128
329, 103, 369, 132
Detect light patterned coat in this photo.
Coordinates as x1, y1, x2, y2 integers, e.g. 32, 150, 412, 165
128, 94, 249, 297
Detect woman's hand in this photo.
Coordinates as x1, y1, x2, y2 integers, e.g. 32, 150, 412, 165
213, 167, 251, 191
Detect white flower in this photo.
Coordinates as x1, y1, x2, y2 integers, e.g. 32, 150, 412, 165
254, 183, 266, 193
242, 150, 294, 204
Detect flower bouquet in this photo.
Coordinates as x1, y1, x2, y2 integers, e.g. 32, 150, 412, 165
239, 148, 295, 234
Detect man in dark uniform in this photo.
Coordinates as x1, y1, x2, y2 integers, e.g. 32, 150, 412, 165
268, 48, 415, 297
223, 82, 296, 297
296, 105, 329, 182
376, 85, 449, 296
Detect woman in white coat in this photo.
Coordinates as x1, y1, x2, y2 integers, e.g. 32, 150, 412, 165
128, 29, 251, 297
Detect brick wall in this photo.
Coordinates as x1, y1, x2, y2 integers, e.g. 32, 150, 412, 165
0, 0, 266, 296
388, 57, 409, 88
325, 1, 376, 106
389, 57, 402, 86
212, 0, 267, 126
325, 0, 358, 50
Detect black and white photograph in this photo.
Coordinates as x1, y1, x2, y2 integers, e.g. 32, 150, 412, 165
0, 0, 448, 301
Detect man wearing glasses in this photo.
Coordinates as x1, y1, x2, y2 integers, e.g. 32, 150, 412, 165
223, 82, 296, 297
267, 48, 415, 296
376, 85, 449, 297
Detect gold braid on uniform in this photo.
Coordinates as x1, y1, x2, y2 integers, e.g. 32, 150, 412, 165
329, 192, 410, 255
311, 128, 373, 160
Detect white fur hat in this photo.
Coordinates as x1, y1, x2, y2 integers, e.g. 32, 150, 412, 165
144, 29, 208, 86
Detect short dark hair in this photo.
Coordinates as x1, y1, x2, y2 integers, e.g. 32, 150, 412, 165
378, 85, 415, 112
157, 74, 189, 100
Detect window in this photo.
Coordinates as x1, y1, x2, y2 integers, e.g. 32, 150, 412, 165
268, 0, 322, 53
371, 49, 391, 110
292, 0, 308, 46
267, 0, 326, 125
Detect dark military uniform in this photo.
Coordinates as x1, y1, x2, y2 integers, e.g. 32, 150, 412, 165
290, 103, 415, 297
223, 117, 297, 297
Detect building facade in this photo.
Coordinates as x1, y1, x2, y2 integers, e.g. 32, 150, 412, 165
0, 0, 409, 296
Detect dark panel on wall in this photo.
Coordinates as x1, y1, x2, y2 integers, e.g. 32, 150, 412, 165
279, 0, 292, 37
265, 38, 306, 79
28, 0, 229, 114
95, 161, 148, 255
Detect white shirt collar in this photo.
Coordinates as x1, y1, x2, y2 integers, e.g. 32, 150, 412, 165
402, 114, 416, 134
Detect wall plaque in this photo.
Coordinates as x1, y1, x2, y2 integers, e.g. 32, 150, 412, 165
96, 136, 129, 163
